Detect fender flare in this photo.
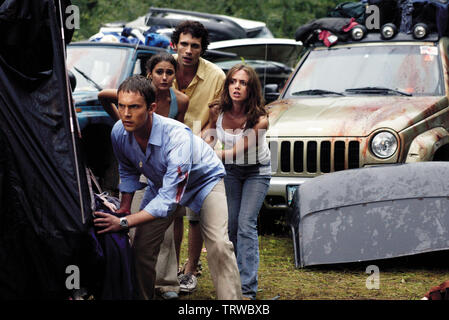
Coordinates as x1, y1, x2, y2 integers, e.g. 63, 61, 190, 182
405, 127, 449, 162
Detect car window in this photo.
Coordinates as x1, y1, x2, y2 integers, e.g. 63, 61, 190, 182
133, 53, 161, 77
286, 44, 444, 97
66, 46, 130, 91
133, 57, 143, 76
209, 44, 302, 68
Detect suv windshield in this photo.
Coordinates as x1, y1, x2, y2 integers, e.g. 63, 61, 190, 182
286, 44, 444, 97
66, 46, 130, 92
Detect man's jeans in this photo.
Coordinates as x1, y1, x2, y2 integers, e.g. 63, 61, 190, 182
224, 164, 271, 299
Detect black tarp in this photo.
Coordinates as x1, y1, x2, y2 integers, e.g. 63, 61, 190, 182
0, 0, 100, 299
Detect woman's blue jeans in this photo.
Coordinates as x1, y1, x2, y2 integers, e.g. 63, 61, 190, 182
224, 163, 271, 299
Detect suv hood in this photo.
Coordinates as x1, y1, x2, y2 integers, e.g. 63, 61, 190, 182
267, 96, 446, 137
72, 90, 101, 106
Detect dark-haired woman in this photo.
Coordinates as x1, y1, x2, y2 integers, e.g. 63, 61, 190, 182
99, 52, 188, 123
202, 63, 271, 300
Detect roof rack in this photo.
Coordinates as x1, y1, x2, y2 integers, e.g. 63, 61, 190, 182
297, 1, 448, 47
308, 31, 439, 48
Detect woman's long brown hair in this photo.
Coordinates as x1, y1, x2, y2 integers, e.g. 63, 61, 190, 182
219, 63, 267, 130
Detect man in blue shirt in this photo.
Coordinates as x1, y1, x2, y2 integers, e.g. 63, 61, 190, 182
94, 75, 242, 300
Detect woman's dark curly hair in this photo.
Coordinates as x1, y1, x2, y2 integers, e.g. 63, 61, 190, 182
171, 20, 210, 55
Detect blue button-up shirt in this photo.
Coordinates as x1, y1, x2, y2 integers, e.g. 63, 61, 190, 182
111, 114, 225, 218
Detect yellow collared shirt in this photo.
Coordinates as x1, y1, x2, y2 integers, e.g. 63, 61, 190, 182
173, 55, 225, 133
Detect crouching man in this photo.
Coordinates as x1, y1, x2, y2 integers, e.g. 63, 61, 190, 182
94, 75, 242, 300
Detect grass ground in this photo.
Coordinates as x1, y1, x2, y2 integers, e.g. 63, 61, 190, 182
177, 217, 449, 301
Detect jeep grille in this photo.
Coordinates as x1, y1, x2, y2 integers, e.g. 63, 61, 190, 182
269, 139, 361, 175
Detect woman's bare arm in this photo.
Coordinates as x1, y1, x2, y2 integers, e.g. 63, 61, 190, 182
98, 89, 120, 122
201, 102, 220, 147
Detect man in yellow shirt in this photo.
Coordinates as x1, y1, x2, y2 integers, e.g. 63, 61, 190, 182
172, 25, 225, 133
156, 20, 227, 296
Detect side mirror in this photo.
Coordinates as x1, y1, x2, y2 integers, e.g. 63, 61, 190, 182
264, 83, 280, 103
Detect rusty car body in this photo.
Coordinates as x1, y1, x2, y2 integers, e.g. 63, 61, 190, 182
264, 32, 449, 210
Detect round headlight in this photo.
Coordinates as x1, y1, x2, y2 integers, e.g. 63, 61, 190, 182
351, 25, 366, 41
413, 23, 428, 39
381, 23, 397, 40
371, 131, 398, 159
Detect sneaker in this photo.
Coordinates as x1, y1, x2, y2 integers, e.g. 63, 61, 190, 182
179, 273, 198, 293
160, 291, 179, 300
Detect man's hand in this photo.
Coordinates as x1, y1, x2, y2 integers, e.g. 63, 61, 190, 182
94, 208, 157, 234
94, 212, 121, 234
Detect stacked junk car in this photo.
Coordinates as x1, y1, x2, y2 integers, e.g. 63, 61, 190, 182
262, 0, 449, 268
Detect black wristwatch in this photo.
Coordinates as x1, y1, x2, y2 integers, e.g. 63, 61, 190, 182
119, 217, 129, 230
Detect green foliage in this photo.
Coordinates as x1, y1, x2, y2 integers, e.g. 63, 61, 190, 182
71, 0, 352, 41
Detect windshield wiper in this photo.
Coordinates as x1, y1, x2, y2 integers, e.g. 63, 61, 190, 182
73, 66, 103, 91
292, 89, 345, 96
345, 86, 412, 97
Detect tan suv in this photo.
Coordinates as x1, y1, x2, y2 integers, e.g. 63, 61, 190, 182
265, 32, 449, 210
